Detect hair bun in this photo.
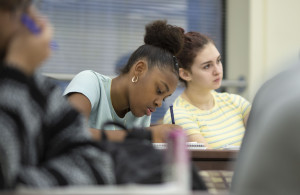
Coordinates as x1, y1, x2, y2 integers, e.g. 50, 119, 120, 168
144, 20, 184, 55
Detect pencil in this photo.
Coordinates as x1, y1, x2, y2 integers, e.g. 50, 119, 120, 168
170, 105, 175, 124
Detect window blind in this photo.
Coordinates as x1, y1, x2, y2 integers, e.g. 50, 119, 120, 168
38, 0, 224, 76
37, 0, 225, 124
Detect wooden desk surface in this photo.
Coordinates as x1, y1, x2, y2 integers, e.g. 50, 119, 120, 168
191, 149, 238, 170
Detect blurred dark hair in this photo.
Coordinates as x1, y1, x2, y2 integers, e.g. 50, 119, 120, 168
0, 0, 32, 12
177, 32, 214, 85
120, 20, 184, 77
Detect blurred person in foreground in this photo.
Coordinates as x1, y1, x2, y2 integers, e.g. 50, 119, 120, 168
0, 0, 115, 189
232, 61, 300, 195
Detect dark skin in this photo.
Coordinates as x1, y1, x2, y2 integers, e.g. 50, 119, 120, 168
67, 59, 182, 142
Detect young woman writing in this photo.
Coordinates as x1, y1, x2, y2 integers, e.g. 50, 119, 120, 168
64, 20, 184, 142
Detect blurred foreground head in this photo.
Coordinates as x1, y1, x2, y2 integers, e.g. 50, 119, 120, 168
0, 0, 32, 60
0, 0, 32, 11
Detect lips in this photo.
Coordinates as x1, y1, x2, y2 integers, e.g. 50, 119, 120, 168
214, 78, 221, 82
146, 107, 156, 116
149, 108, 156, 113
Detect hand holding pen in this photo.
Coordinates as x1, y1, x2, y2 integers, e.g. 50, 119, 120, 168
149, 105, 183, 143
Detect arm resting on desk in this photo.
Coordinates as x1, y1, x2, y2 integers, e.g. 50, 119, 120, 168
89, 124, 183, 143
90, 128, 126, 142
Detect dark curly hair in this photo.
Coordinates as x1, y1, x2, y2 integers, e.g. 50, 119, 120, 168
120, 20, 184, 77
176, 32, 214, 85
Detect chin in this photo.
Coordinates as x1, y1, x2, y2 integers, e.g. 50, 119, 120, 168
212, 86, 220, 91
131, 111, 144, 117
213, 83, 222, 89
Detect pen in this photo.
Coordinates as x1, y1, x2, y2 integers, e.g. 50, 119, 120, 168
21, 13, 58, 50
170, 105, 175, 124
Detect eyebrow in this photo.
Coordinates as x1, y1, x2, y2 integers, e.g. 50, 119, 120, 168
200, 55, 221, 66
201, 60, 212, 66
160, 81, 169, 92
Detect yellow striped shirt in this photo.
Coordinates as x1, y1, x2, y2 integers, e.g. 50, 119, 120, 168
163, 91, 251, 149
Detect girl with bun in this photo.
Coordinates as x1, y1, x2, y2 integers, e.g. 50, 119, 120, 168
64, 20, 184, 142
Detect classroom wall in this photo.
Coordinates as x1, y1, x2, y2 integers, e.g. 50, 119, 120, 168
226, 0, 300, 101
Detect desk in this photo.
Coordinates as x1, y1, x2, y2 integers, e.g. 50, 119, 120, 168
3, 187, 224, 195
191, 149, 238, 170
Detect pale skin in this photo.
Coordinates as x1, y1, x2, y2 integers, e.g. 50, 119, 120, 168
67, 60, 182, 142
179, 43, 249, 148
1, 6, 53, 75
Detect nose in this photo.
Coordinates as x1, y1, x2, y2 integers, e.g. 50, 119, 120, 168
154, 98, 163, 108
213, 63, 222, 75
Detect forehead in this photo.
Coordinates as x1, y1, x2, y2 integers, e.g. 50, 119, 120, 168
194, 43, 220, 64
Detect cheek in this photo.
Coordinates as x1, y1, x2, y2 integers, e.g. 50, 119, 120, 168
194, 73, 212, 87
3, 16, 20, 33
193, 72, 206, 82
0, 21, 21, 49
128, 84, 149, 113
128, 93, 141, 116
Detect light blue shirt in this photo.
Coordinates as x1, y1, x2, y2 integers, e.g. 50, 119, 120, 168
63, 70, 151, 130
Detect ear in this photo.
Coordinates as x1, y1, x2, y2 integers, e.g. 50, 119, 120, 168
132, 60, 148, 76
179, 68, 192, 82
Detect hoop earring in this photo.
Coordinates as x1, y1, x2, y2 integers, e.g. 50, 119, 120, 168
131, 75, 138, 83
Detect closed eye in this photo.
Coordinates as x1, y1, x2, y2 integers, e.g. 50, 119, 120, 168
157, 88, 162, 95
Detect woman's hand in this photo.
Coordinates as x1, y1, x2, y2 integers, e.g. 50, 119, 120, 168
188, 133, 210, 148
148, 124, 183, 143
5, 6, 53, 75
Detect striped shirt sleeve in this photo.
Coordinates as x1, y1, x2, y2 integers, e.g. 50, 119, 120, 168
0, 66, 115, 189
